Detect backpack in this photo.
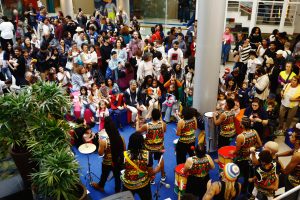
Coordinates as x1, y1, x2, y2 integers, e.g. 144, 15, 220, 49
285, 50, 295, 63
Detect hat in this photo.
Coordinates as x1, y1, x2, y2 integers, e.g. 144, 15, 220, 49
75, 26, 84, 32
224, 68, 230, 74
224, 163, 240, 181
276, 50, 284, 55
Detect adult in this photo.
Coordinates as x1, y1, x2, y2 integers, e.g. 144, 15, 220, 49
76, 8, 88, 29
0, 16, 14, 50
277, 123, 300, 200
104, 0, 117, 21
117, 62, 134, 91
71, 66, 86, 92
121, 133, 162, 200
244, 98, 268, 141
107, 51, 124, 80
167, 41, 184, 69
278, 62, 296, 88
221, 27, 234, 65
9, 47, 26, 86
53, 19, 63, 41
112, 39, 127, 63
249, 27, 262, 50
176, 107, 197, 164
253, 67, 270, 101
24, 3, 37, 30
203, 163, 241, 200
136, 109, 167, 184
213, 98, 236, 148
92, 117, 125, 193
137, 52, 154, 84
172, 33, 187, 55
183, 144, 215, 199
100, 36, 113, 77
86, 16, 101, 33
278, 75, 300, 132
234, 117, 262, 194
128, 31, 144, 58
124, 80, 147, 124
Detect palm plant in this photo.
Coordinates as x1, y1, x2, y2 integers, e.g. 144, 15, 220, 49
30, 81, 71, 118
31, 148, 81, 200
0, 90, 33, 151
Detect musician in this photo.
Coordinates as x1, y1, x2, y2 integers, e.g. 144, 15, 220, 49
249, 150, 279, 200
183, 144, 215, 199
277, 123, 300, 200
176, 107, 198, 165
136, 108, 167, 184
234, 117, 262, 193
121, 133, 162, 200
203, 163, 241, 200
91, 117, 125, 193
213, 98, 236, 148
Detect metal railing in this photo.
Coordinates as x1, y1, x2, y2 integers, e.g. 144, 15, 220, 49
226, 0, 300, 32
273, 184, 300, 200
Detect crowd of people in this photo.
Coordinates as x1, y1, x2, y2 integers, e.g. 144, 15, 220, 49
0, 1, 300, 200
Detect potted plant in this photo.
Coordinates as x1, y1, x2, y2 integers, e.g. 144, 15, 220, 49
0, 90, 36, 188
31, 148, 87, 200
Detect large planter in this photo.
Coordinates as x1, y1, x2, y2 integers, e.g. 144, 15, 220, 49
77, 183, 88, 200
10, 147, 37, 189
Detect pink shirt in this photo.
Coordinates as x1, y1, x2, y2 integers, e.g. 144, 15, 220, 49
223, 33, 234, 44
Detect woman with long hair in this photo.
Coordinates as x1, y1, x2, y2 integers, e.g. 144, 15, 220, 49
112, 39, 127, 62
121, 133, 162, 199
92, 117, 125, 193
183, 144, 215, 199
203, 163, 241, 200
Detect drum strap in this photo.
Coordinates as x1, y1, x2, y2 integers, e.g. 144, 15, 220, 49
124, 151, 146, 177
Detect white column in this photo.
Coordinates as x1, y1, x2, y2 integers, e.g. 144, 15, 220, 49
249, 0, 259, 35
60, 0, 74, 18
192, 0, 226, 114
279, 0, 289, 32
117, 0, 130, 18
195, 0, 199, 20
224, 0, 228, 30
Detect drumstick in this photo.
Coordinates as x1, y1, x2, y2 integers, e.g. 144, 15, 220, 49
158, 155, 163, 166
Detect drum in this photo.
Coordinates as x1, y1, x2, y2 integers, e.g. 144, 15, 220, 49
174, 164, 187, 195
218, 146, 236, 169
204, 112, 219, 153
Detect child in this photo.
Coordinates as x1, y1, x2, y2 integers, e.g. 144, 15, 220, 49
238, 82, 250, 109
109, 88, 127, 128
96, 99, 109, 130
186, 87, 193, 108
266, 101, 278, 139
99, 80, 110, 102
78, 86, 89, 119
83, 124, 95, 143
247, 51, 261, 83
184, 64, 194, 94
162, 84, 179, 123
216, 92, 226, 111
249, 150, 279, 200
145, 79, 161, 120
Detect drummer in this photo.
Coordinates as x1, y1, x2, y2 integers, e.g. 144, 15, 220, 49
121, 133, 162, 199
213, 98, 236, 148
176, 107, 198, 165
91, 117, 126, 193
203, 163, 241, 200
233, 117, 262, 194
136, 108, 167, 184
183, 144, 215, 199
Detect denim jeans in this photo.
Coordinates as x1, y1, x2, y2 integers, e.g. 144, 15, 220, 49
1, 67, 12, 80
221, 43, 231, 65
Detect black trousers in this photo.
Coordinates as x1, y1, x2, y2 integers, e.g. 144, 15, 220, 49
236, 160, 250, 194
123, 182, 152, 200
176, 141, 195, 165
99, 163, 121, 192
218, 135, 232, 148
186, 175, 210, 200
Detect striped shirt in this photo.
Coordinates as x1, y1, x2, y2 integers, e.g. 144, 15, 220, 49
239, 45, 251, 63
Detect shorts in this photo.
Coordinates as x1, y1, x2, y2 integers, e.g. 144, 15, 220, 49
148, 151, 163, 166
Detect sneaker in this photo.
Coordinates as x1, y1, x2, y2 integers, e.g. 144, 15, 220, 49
160, 175, 166, 182
150, 180, 155, 185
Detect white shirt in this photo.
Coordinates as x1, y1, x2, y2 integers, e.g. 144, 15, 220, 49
247, 58, 261, 74
90, 51, 98, 63
0, 22, 14, 39
42, 24, 54, 35
137, 60, 154, 82
281, 86, 299, 108
0, 51, 3, 67
153, 57, 168, 74
57, 71, 71, 86
167, 48, 183, 66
